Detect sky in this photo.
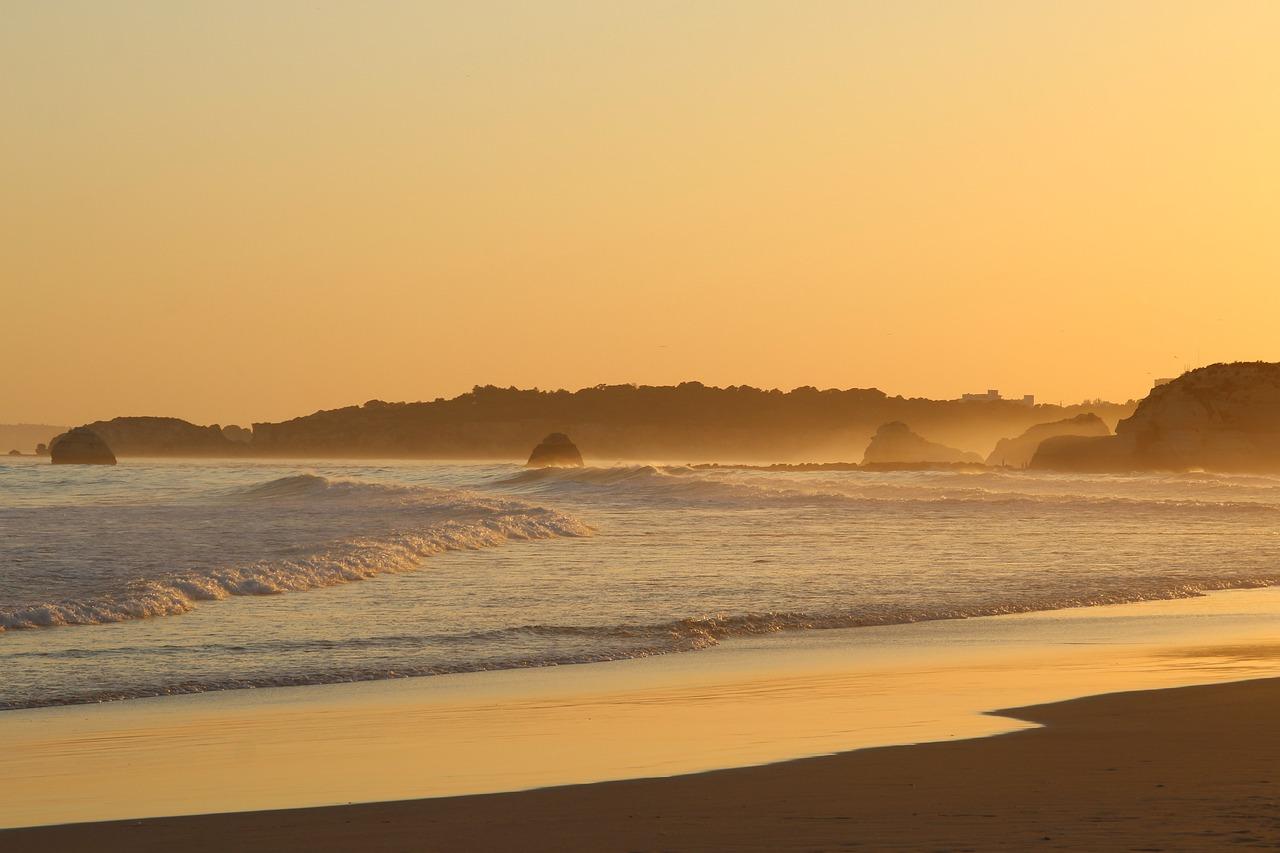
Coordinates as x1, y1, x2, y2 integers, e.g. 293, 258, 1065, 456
3, 1, 1278, 426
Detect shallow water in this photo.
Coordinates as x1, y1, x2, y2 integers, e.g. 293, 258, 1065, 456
3, 458, 1280, 709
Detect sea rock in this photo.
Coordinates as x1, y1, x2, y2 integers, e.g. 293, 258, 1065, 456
7, 449, 20, 456
1031, 362, 1280, 473
221, 424, 253, 444
986, 413, 1110, 468
862, 421, 982, 465
50, 427, 117, 465
526, 433, 584, 467
35, 443, 49, 456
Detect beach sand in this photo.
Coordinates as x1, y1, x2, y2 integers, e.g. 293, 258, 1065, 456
8, 675, 1280, 851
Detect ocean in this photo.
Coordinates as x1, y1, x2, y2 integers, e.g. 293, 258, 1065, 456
3, 458, 1279, 711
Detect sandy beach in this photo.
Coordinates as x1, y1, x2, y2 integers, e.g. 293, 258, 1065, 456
5, 590, 1280, 850
8, 674, 1280, 851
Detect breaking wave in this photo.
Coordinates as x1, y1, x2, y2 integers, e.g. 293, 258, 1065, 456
496, 465, 1280, 514
0, 474, 591, 632
8, 573, 1280, 710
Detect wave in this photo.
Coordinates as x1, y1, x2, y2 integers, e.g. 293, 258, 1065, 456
495, 465, 1280, 514
0, 475, 592, 632
8, 573, 1280, 710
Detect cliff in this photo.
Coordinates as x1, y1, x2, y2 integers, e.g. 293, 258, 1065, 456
862, 422, 983, 465
1031, 363, 1280, 473
985, 413, 1110, 468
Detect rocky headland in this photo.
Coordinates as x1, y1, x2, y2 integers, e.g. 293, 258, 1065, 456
1032, 362, 1280, 473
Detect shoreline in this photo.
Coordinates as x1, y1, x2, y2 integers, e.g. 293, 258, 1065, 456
8, 675, 1280, 850
4, 588, 1280, 836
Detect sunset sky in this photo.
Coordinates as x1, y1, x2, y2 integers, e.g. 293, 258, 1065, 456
4, 1, 1278, 427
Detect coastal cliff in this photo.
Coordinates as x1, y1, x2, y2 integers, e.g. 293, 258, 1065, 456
1032, 363, 1280, 473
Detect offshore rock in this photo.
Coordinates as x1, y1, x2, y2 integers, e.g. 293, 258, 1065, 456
50, 427, 117, 465
526, 433, 584, 467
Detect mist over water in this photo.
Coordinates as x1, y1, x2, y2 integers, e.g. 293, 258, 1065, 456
3, 458, 1279, 710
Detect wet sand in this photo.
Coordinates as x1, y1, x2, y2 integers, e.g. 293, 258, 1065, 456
9, 675, 1280, 851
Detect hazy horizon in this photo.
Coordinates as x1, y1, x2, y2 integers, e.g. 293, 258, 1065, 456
6, 1, 1278, 426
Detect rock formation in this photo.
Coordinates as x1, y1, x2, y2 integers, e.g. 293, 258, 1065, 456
35, 443, 49, 456
526, 433, 584, 467
7, 449, 20, 456
50, 427, 117, 465
861, 422, 982, 465
986, 413, 1110, 468
1032, 363, 1280, 473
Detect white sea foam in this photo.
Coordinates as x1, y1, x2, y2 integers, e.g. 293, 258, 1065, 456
0, 474, 591, 632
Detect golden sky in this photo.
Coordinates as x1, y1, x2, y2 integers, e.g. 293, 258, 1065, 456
4, 1, 1278, 426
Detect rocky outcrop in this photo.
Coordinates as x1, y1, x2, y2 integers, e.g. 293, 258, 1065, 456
1028, 434, 1134, 472
50, 427, 117, 465
71, 417, 249, 457
7, 449, 20, 456
986, 413, 1110, 468
35, 443, 49, 456
221, 425, 253, 444
1032, 363, 1280, 473
862, 422, 982, 465
526, 433, 584, 467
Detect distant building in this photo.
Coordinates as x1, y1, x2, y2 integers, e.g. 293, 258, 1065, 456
1153, 377, 1175, 388
960, 389, 1035, 405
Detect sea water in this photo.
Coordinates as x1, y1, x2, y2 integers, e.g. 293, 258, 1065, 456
3, 457, 1279, 710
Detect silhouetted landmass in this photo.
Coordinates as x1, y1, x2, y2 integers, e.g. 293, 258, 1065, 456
985, 413, 1110, 468
1032, 362, 1280, 473
861, 421, 982, 465
50, 427, 116, 465
526, 433, 584, 468
47, 384, 1135, 462
241, 384, 1132, 462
